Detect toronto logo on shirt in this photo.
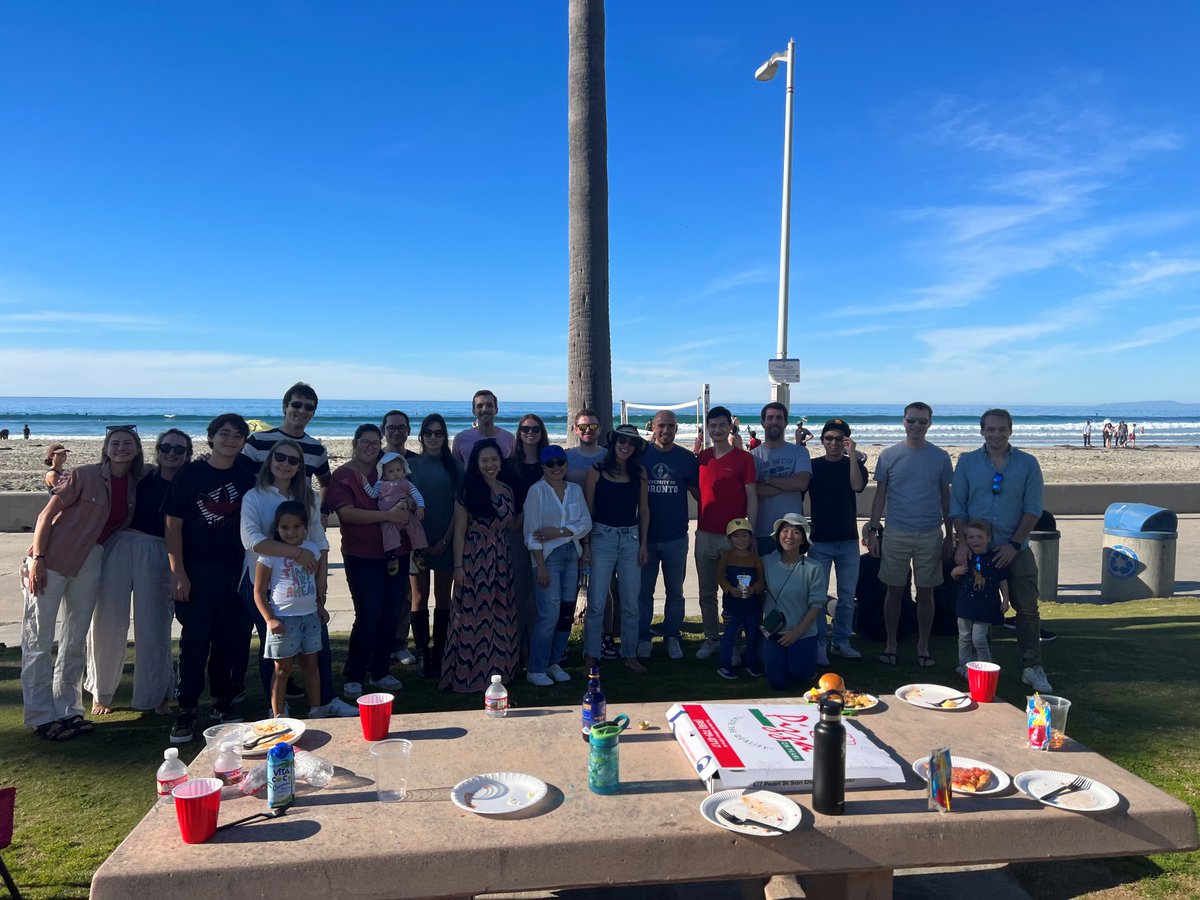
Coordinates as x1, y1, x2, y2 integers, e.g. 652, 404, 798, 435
195, 483, 244, 527
648, 463, 679, 495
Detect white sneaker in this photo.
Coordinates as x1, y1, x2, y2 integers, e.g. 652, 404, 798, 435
637, 641, 652, 659
526, 672, 554, 687
666, 637, 683, 659
830, 642, 862, 659
696, 639, 719, 660
322, 697, 360, 717
343, 682, 363, 698
392, 648, 417, 665
816, 644, 830, 667
547, 664, 572, 683
1022, 665, 1053, 693
371, 674, 404, 691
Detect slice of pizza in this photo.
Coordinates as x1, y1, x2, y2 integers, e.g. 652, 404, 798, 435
951, 766, 993, 792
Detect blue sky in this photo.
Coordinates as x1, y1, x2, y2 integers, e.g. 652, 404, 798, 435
2, 2, 1199, 405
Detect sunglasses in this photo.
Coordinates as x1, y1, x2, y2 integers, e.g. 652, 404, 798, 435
905, 417, 930, 425
543, 458, 567, 468
576, 423, 600, 433
273, 451, 302, 466
157, 444, 189, 456
992, 473, 1003, 495
519, 425, 543, 434
106, 423, 138, 434
288, 401, 317, 412
421, 429, 445, 438
822, 435, 845, 443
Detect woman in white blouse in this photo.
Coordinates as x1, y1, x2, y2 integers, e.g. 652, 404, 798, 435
522, 445, 591, 686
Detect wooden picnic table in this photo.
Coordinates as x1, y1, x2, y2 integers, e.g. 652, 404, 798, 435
90, 696, 1198, 900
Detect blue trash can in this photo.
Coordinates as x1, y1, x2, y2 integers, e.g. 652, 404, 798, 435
1101, 503, 1177, 601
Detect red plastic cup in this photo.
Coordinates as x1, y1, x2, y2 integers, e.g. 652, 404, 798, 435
357, 692, 394, 741
966, 661, 1000, 703
172, 777, 223, 844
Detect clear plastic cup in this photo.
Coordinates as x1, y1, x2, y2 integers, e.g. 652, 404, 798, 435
357, 692, 393, 741
1041, 695, 1072, 749
172, 777, 223, 843
369, 738, 412, 802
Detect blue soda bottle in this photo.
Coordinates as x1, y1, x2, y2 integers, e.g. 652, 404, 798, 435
267, 742, 295, 810
581, 666, 605, 743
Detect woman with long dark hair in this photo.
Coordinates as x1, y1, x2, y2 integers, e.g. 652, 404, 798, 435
408, 413, 463, 678
504, 412, 548, 669
582, 424, 649, 672
440, 438, 518, 693
85, 428, 190, 716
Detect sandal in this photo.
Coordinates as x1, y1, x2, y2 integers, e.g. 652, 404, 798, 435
917, 655, 936, 668
878, 652, 897, 665
62, 714, 94, 734
35, 720, 77, 741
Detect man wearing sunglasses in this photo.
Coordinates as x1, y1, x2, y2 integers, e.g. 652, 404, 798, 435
566, 407, 606, 487
243, 382, 332, 513
452, 389, 515, 465
950, 408, 1052, 693
866, 402, 953, 669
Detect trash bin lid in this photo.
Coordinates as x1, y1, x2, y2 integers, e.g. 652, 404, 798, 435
1103, 502, 1178, 538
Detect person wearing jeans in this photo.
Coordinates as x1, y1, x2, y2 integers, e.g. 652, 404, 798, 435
583, 425, 649, 672
523, 445, 592, 686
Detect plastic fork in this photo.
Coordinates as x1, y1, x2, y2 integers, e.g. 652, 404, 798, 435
718, 808, 784, 833
1039, 775, 1089, 803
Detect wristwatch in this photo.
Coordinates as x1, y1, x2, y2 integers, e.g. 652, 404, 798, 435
1008, 540, 1022, 551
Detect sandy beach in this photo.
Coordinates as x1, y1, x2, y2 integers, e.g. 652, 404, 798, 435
2, 435, 1198, 493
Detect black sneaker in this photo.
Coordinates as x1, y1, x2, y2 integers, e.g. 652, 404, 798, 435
170, 710, 196, 744
211, 703, 244, 724
744, 665, 764, 678
1040, 628, 1057, 642
600, 635, 619, 660
717, 667, 738, 680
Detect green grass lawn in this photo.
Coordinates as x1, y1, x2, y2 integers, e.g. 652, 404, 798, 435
1, 598, 1198, 898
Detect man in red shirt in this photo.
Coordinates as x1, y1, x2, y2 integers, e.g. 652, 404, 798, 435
694, 406, 758, 660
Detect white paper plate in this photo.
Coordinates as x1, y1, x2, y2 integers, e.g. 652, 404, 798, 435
911, 755, 1011, 796
1014, 770, 1121, 813
242, 717, 306, 756
803, 689, 880, 712
895, 683, 971, 711
451, 772, 548, 815
699, 789, 803, 836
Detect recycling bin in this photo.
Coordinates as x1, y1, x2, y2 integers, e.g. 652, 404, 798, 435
1101, 503, 1177, 601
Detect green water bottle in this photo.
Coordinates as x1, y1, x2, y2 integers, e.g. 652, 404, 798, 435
588, 714, 630, 795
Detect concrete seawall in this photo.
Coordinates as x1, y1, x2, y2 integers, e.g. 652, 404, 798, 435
3, 481, 1199, 532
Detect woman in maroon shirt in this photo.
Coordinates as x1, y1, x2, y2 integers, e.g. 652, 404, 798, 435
22, 425, 142, 740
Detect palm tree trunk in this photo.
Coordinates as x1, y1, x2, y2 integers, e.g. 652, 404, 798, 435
567, 0, 612, 446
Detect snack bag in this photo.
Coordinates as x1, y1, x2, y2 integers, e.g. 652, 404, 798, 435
1027, 694, 1050, 750
928, 747, 951, 813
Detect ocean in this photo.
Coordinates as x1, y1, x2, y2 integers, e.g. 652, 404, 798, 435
3, 397, 1199, 447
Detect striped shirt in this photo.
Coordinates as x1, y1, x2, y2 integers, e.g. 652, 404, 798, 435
242, 428, 331, 485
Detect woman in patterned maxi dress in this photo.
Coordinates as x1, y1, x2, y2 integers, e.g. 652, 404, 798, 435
440, 439, 519, 692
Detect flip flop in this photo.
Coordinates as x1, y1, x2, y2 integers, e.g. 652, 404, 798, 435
34, 720, 77, 741
917, 655, 936, 668
62, 714, 94, 734
878, 652, 898, 665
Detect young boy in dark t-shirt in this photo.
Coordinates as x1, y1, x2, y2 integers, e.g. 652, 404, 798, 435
716, 518, 766, 680
950, 519, 1010, 676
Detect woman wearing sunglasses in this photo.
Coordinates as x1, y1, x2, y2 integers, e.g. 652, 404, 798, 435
408, 414, 463, 678
504, 413, 549, 669
240, 437, 354, 718
85, 428, 191, 717
21, 425, 142, 740
582, 424, 650, 672
522, 445, 591, 685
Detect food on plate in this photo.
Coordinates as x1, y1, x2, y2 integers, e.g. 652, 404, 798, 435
940, 698, 963, 708
951, 766, 993, 792
818, 672, 845, 693
250, 719, 295, 749
734, 795, 785, 824
804, 683, 875, 709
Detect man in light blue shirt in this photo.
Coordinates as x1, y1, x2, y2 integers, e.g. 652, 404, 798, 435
950, 408, 1052, 692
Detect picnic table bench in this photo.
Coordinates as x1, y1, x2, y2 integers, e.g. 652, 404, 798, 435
90, 697, 1198, 899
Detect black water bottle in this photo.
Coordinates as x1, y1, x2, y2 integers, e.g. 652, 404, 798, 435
813, 693, 846, 815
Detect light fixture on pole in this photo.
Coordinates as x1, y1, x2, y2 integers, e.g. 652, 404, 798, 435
756, 38, 797, 411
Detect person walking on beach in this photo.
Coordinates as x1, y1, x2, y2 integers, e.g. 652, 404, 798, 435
866, 402, 953, 668
950, 408, 1053, 693
453, 389, 515, 465
694, 406, 758, 660
164, 414, 257, 742
23, 423, 30, 440
566, 407, 605, 486
638, 409, 699, 660
21, 425, 141, 740
1083, 420, 1092, 448
807, 418, 869, 662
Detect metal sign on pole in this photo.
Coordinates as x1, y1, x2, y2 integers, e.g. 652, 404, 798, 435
768, 358, 801, 385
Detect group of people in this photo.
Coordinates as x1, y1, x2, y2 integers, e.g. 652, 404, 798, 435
18, 384, 1055, 745
1083, 419, 1139, 449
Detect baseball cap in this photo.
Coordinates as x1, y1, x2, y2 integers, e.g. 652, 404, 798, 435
725, 517, 753, 536
540, 445, 568, 464
822, 418, 851, 438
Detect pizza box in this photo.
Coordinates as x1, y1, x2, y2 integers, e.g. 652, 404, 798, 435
666, 702, 906, 794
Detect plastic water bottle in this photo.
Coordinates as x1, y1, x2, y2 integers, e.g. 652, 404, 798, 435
213, 741, 243, 786
156, 748, 189, 803
581, 666, 606, 743
294, 750, 334, 788
267, 742, 295, 810
484, 674, 509, 718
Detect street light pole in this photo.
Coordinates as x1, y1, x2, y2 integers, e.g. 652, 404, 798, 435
756, 38, 796, 411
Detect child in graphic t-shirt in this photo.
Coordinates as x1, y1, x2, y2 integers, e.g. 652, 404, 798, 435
253, 501, 328, 716
950, 519, 1010, 675
363, 451, 428, 573
716, 517, 766, 680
